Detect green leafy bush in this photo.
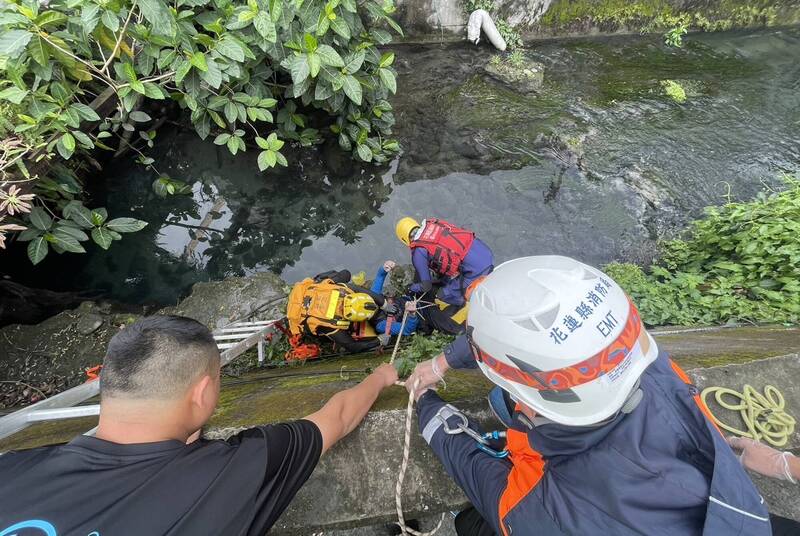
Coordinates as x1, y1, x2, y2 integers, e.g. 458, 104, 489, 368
393, 331, 454, 377
495, 19, 522, 51
664, 20, 688, 47
605, 175, 800, 326
0, 0, 402, 263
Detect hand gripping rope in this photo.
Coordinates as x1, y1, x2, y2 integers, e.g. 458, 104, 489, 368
701, 384, 796, 447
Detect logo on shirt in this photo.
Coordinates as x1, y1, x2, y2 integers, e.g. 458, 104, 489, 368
0, 520, 98, 536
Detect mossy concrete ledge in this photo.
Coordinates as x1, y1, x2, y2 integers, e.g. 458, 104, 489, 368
1, 326, 797, 530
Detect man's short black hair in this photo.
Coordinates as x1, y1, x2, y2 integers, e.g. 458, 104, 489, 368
101, 315, 219, 400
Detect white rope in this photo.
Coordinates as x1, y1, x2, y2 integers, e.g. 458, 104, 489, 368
389, 299, 445, 536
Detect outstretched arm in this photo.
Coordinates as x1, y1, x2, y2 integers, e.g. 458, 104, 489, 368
305, 363, 398, 453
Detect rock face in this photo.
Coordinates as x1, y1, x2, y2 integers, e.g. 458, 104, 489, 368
0, 301, 140, 407
158, 271, 289, 329
393, 0, 799, 40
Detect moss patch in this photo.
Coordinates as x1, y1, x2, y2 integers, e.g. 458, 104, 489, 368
0, 416, 98, 452
537, 0, 796, 35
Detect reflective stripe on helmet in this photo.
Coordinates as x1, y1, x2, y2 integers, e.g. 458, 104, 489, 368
469, 299, 642, 392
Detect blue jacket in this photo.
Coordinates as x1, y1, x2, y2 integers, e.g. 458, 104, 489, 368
370, 267, 418, 336
418, 345, 771, 536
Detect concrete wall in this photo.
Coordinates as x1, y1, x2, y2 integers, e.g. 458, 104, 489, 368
393, 0, 800, 42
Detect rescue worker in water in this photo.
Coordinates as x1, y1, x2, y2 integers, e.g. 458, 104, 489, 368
393, 217, 494, 334
406, 256, 794, 536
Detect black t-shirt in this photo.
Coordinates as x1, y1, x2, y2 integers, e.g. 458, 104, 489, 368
0, 420, 322, 535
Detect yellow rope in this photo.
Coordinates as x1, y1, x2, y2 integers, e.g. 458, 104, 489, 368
701, 384, 796, 447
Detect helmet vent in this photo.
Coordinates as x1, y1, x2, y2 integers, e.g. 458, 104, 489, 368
534, 305, 559, 330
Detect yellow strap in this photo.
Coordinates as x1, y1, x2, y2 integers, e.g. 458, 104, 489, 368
325, 290, 340, 319
700, 384, 796, 447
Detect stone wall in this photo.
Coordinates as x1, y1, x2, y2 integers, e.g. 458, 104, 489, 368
394, 0, 800, 42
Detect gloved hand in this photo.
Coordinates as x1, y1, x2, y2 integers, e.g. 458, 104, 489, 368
381, 301, 398, 316
383, 260, 396, 272
377, 333, 390, 347
727, 436, 797, 483
406, 354, 448, 401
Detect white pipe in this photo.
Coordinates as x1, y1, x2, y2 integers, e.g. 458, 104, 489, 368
467, 9, 507, 52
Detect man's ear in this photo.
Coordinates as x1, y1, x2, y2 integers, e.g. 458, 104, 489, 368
190, 374, 214, 410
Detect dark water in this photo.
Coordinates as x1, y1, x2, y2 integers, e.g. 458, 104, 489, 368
8, 29, 800, 305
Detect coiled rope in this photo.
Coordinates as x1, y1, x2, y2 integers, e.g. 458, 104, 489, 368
389, 303, 445, 536
701, 384, 796, 447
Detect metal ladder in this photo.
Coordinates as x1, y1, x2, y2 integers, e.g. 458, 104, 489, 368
0, 319, 280, 442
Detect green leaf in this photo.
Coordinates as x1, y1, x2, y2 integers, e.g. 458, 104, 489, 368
224, 101, 238, 123
29, 207, 53, 231
253, 11, 277, 42
101, 10, 119, 32
0, 86, 28, 105
307, 52, 321, 78
28, 35, 50, 67
343, 50, 365, 74
91, 209, 108, 226
217, 35, 245, 62
190, 51, 208, 72
329, 15, 350, 39
35, 11, 67, 27
303, 33, 318, 52
67, 206, 94, 229
175, 60, 192, 84
50, 232, 86, 253
275, 151, 288, 166
268, 132, 284, 150
122, 62, 138, 82
290, 55, 310, 85
27, 236, 49, 265
341, 74, 362, 104
214, 133, 231, 145
316, 44, 344, 67
356, 143, 372, 161
71, 102, 100, 121
91, 226, 113, 249
238, 9, 257, 23
226, 136, 239, 155
200, 58, 222, 88
269, 0, 283, 21
106, 217, 149, 233
379, 68, 396, 94
265, 149, 277, 167
53, 224, 89, 242
57, 132, 76, 159
255, 136, 269, 149
129, 111, 152, 122
341, 0, 357, 12
138, 0, 174, 36
72, 130, 94, 148
379, 52, 395, 68
81, 4, 100, 33
0, 30, 33, 57
17, 227, 43, 241
143, 83, 166, 99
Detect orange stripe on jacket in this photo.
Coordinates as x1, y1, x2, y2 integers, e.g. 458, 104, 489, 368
498, 426, 546, 536
669, 359, 721, 435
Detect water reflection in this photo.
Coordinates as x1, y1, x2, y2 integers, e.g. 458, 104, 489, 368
5, 29, 799, 305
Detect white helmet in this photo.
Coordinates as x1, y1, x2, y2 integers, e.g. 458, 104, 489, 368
467, 256, 658, 426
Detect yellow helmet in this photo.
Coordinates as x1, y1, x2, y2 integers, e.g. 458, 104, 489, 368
342, 292, 378, 322
395, 217, 420, 246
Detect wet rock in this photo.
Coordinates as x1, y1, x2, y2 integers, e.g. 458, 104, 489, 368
483, 57, 544, 93
0, 301, 138, 400
77, 314, 104, 335
159, 271, 289, 329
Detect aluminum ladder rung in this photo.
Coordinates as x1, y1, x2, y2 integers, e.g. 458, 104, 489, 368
213, 332, 259, 341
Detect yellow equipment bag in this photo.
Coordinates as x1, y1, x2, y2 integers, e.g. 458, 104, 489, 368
287, 278, 352, 336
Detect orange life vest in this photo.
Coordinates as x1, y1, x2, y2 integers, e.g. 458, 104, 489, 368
286, 278, 352, 336
410, 219, 475, 278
